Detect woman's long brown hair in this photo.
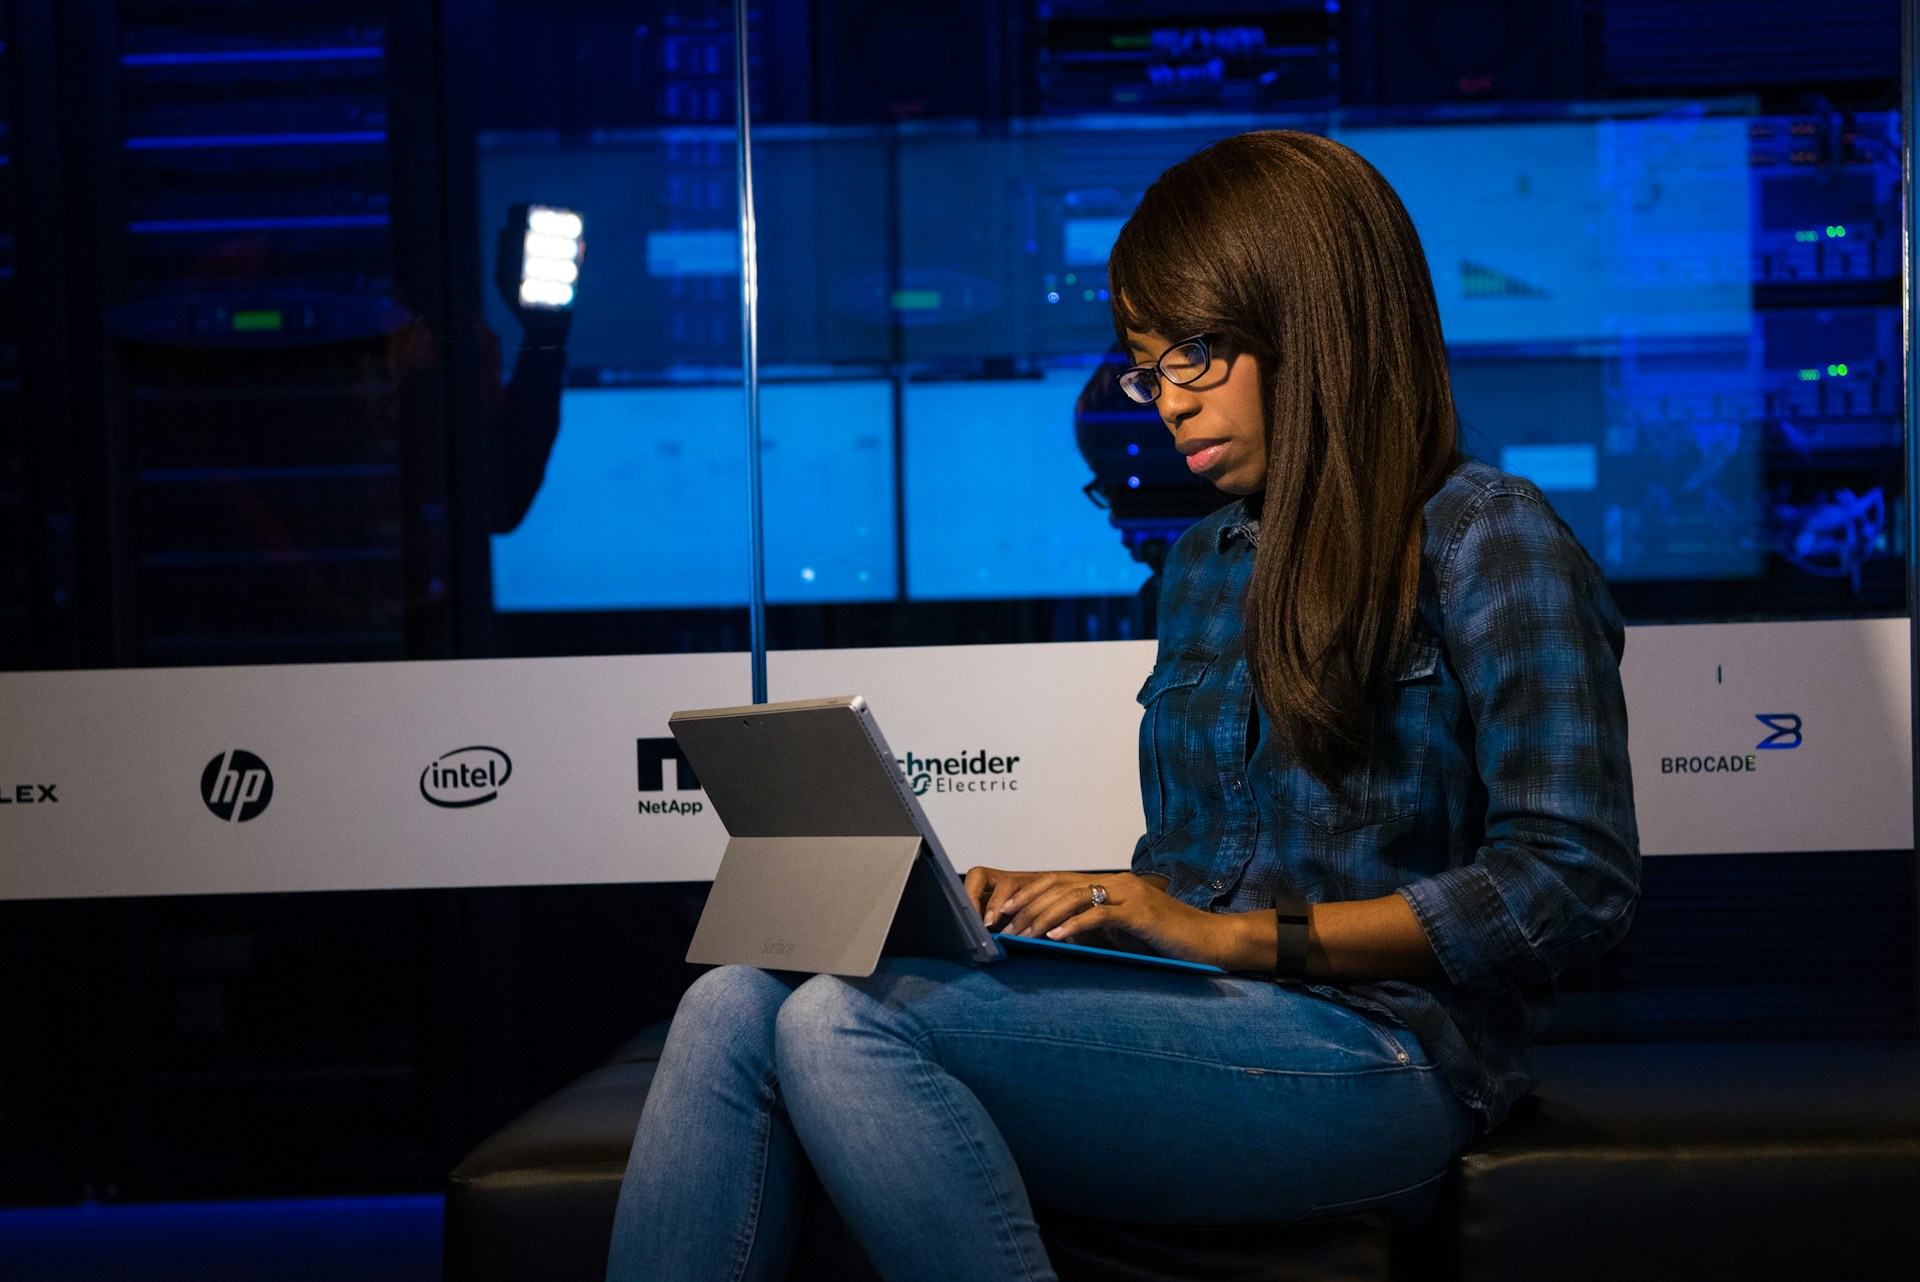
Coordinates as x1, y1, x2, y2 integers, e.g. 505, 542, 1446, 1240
1109, 130, 1459, 786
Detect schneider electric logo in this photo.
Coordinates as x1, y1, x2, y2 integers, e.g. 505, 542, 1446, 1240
1660, 713, 1803, 775
201, 750, 273, 822
421, 746, 512, 808
636, 737, 705, 816
895, 749, 1021, 796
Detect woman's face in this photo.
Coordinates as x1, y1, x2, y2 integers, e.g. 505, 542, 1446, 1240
1123, 328, 1269, 496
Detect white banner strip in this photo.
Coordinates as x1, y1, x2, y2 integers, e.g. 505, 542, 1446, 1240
1619, 617, 1911, 855
0, 620, 1908, 900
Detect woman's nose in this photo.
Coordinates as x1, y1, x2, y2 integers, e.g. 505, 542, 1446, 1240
1159, 382, 1201, 430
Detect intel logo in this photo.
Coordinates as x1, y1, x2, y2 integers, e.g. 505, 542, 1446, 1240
421, 746, 512, 809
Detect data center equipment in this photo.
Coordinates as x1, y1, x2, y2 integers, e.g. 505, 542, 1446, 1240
0, 0, 25, 668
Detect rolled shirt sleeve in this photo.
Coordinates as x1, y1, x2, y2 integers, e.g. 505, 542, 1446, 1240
1399, 488, 1641, 997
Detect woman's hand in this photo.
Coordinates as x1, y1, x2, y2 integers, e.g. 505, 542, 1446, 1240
963, 868, 1446, 978
963, 867, 1243, 968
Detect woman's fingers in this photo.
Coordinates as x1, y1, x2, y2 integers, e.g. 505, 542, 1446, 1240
981, 869, 1146, 932
994, 874, 1072, 932
981, 870, 1049, 927
963, 866, 998, 918
1046, 905, 1110, 941
1005, 880, 1112, 938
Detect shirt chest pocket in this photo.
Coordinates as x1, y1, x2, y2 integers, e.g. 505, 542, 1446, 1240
1135, 650, 1215, 843
1279, 634, 1439, 835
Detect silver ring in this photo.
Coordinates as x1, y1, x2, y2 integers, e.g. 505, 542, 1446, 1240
1089, 884, 1109, 907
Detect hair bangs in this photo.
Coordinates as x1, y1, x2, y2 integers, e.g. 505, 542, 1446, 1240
1107, 182, 1231, 348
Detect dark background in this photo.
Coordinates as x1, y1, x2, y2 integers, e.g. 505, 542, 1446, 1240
0, 0, 1912, 1205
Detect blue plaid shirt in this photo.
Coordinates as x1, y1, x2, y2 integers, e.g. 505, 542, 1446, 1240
1134, 457, 1640, 1128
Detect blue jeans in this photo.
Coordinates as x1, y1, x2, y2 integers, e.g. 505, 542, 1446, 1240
605, 957, 1473, 1282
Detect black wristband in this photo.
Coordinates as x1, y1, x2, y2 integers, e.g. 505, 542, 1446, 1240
1273, 891, 1310, 978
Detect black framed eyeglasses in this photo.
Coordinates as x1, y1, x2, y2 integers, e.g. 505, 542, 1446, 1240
1118, 334, 1212, 405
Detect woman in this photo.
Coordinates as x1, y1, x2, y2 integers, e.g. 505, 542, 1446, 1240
605, 130, 1638, 1282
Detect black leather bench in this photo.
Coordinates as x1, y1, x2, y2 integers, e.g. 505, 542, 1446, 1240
445, 1026, 1920, 1282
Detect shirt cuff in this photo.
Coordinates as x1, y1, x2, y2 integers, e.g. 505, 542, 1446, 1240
1398, 863, 1552, 995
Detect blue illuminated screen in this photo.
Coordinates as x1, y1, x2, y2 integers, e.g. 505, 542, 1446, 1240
483, 106, 1900, 608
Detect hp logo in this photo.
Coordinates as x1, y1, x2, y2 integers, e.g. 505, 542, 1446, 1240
201, 750, 273, 822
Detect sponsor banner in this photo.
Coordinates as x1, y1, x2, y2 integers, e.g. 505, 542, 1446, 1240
0, 654, 744, 899
769, 641, 1154, 875
1620, 617, 1910, 855
0, 619, 1909, 900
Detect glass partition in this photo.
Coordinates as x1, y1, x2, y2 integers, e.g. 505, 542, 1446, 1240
0, 3, 1903, 662
714, 1, 1905, 655
0, 0, 1910, 1213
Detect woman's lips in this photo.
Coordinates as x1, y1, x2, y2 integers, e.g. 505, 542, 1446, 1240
1184, 442, 1228, 474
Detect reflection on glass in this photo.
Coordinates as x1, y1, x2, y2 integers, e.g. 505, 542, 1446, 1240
903, 372, 1152, 601
484, 102, 1905, 618
465, 6, 1904, 644
492, 383, 896, 609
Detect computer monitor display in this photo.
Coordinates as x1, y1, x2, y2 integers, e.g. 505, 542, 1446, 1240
902, 371, 1152, 601
491, 382, 897, 610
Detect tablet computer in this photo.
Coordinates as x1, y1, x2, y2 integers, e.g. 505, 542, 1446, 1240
670, 694, 1224, 979
671, 696, 997, 976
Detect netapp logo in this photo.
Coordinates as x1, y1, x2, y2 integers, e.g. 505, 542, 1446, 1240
421, 746, 512, 808
0, 784, 58, 805
636, 737, 705, 817
201, 750, 273, 823
1755, 713, 1803, 750
895, 749, 1021, 796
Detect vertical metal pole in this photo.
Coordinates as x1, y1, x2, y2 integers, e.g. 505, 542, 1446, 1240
1904, 0, 1920, 1033
734, 0, 768, 703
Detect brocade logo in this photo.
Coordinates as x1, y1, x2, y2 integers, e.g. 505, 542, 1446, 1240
1754, 713, 1803, 750
1659, 713, 1804, 775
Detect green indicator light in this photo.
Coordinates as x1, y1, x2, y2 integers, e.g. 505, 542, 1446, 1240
1064, 274, 1077, 285
1836, 363, 1848, 376
1082, 289, 1096, 301
1825, 225, 1848, 238
231, 309, 284, 332
890, 290, 942, 311
1799, 369, 1821, 381
1795, 230, 1818, 242
1111, 34, 1150, 49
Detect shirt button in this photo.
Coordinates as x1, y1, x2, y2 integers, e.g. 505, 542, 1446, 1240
1231, 778, 1243, 792
1209, 878, 1227, 891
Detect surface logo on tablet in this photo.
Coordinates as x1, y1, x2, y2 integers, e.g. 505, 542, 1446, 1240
201, 750, 273, 823
895, 750, 1021, 796
636, 737, 705, 816
421, 746, 512, 808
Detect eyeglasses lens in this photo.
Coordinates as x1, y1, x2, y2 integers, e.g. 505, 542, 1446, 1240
1117, 338, 1208, 404
1118, 370, 1158, 404
1162, 341, 1208, 383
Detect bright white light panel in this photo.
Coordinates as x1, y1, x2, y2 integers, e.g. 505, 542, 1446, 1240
520, 205, 584, 308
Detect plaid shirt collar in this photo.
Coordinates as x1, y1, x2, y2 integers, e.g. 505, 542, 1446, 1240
1218, 494, 1262, 549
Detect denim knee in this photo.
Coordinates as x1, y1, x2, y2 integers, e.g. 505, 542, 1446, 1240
668, 964, 792, 1063
771, 974, 894, 1079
